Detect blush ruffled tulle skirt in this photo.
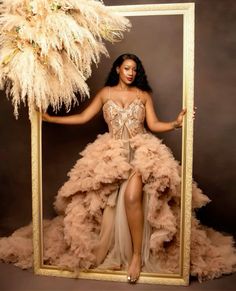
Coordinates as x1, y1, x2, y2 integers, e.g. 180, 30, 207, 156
0, 132, 235, 282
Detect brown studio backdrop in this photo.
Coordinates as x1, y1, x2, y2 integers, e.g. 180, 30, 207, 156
0, 0, 235, 238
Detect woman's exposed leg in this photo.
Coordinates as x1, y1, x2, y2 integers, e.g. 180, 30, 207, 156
124, 172, 143, 283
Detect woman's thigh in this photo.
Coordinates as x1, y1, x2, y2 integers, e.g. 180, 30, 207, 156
124, 172, 143, 206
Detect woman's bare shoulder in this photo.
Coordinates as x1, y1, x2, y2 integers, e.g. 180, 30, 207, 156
137, 89, 153, 104
95, 86, 111, 103
101, 86, 121, 102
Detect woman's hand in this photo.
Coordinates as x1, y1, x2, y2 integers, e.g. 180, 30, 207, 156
173, 106, 196, 129
41, 112, 53, 122
173, 108, 187, 129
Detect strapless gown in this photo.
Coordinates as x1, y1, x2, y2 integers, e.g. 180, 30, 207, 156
0, 98, 235, 281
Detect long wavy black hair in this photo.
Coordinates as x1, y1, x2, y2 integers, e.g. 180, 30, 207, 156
105, 53, 152, 92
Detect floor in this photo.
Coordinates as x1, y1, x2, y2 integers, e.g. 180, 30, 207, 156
0, 263, 235, 291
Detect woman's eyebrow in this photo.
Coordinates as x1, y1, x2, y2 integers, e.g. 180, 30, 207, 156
124, 65, 137, 69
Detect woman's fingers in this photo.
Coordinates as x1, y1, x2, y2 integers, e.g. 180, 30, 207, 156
41, 113, 50, 122
181, 107, 196, 119
193, 106, 197, 120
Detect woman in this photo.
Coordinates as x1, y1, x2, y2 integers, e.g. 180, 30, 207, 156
43, 53, 186, 282
1, 54, 235, 283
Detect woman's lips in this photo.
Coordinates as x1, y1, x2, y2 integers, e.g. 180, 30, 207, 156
127, 77, 133, 81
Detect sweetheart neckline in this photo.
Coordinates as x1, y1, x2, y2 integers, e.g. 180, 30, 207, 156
103, 98, 144, 110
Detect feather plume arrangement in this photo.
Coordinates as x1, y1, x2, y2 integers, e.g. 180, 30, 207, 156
0, 0, 131, 118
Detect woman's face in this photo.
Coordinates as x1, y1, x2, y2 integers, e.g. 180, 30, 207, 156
116, 59, 137, 85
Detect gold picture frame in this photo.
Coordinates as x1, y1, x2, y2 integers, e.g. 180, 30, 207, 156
30, 2, 195, 285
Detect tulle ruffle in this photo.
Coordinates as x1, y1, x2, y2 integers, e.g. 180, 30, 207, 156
0, 132, 235, 280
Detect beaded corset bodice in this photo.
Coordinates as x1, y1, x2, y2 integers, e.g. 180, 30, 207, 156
103, 98, 146, 139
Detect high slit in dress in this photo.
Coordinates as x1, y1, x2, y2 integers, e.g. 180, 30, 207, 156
0, 93, 236, 281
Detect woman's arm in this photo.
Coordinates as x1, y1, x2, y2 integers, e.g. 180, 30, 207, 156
144, 92, 186, 132
42, 88, 107, 125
